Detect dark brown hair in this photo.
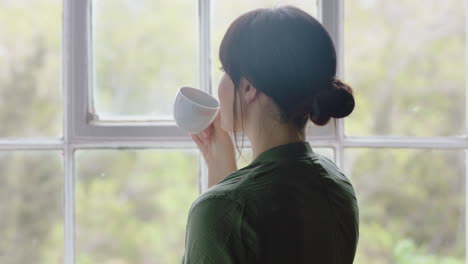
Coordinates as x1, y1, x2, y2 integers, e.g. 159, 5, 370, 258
219, 5, 355, 160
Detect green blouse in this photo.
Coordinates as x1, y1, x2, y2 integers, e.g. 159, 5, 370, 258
181, 141, 359, 264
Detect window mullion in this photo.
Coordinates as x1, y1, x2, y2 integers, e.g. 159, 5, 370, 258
198, 0, 211, 194
63, 0, 90, 263
320, 0, 345, 168
63, 146, 75, 264
335, 0, 345, 171
199, 0, 211, 95
464, 0, 468, 260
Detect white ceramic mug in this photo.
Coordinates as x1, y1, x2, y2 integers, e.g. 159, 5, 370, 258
173, 86, 220, 134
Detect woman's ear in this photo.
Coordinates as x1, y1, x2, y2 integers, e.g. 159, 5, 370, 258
239, 77, 259, 105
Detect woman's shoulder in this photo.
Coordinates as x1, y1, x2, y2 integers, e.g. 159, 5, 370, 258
187, 187, 242, 217
184, 191, 248, 239
195, 189, 238, 205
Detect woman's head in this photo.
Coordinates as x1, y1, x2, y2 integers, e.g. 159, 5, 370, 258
217, 5, 355, 155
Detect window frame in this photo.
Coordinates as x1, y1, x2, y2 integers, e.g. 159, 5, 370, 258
69, 0, 337, 140
69, 0, 468, 261
0, 0, 466, 263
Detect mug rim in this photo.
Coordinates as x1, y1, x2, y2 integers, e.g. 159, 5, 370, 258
178, 86, 220, 110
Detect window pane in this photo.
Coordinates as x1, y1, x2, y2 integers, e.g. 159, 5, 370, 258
92, 0, 197, 119
75, 149, 198, 263
0, 1, 62, 138
344, 0, 466, 136
0, 151, 63, 264
345, 148, 465, 263
211, 1, 319, 99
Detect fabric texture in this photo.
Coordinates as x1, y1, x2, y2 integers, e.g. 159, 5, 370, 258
181, 141, 359, 264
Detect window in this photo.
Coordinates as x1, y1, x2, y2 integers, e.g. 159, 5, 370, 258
344, 0, 466, 262
0, 0, 465, 263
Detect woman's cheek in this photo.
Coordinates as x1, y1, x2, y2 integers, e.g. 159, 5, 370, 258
217, 83, 228, 131
219, 95, 233, 132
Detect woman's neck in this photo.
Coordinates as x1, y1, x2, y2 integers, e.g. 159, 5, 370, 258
246, 120, 305, 161
241, 96, 306, 162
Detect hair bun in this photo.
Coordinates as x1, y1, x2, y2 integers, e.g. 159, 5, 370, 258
329, 79, 355, 118
309, 78, 355, 126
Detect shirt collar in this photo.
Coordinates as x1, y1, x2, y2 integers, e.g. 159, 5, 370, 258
249, 140, 315, 165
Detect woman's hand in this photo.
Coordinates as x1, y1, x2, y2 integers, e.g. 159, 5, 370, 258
191, 111, 238, 188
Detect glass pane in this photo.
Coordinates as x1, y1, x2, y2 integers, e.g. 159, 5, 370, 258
0, 151, 63, 264
75, 149, 199, 263
344, 0, 466, 136
93, 0, 198, 119
0, 1, 62, 137
236, 146, 334, 169
211, 1, 319, 99
315, 147, 334, 162
345, 148, 465, 263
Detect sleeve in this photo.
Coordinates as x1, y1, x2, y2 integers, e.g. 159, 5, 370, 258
181, 196, 250, 264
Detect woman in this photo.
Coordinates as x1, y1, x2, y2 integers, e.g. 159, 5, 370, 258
182, 5, 359, 264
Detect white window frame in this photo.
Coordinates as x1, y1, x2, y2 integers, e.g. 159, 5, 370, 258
0, 0, 466, 263
67, 0, 337, 140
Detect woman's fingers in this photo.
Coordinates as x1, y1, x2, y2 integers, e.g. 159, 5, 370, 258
190, 134, 198, 145
201, 129, 208, 139
197, 124, 213, 142
204, 124, 214, 138
191, 134, 204, 146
